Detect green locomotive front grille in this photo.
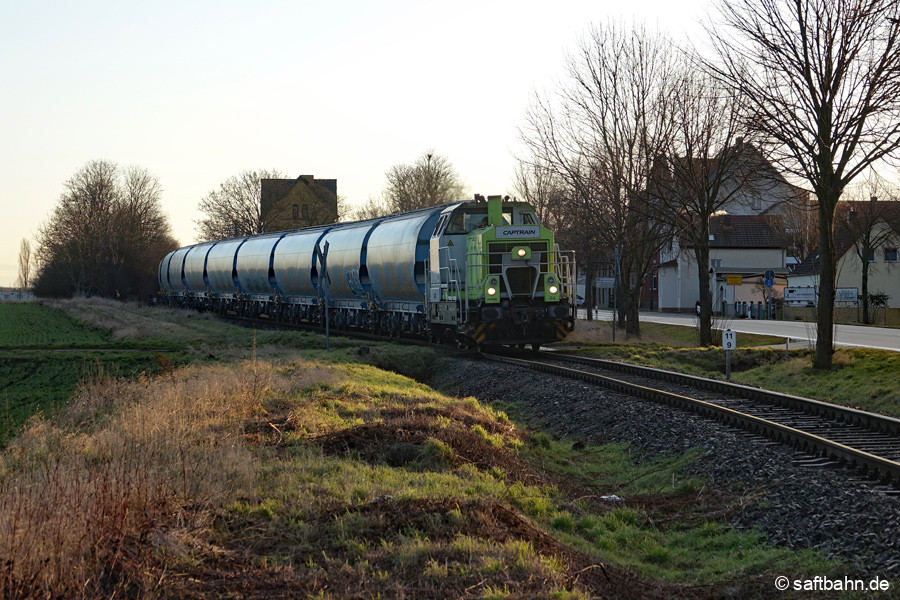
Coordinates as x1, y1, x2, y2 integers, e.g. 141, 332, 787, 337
488, 241, 549, 297
506, 266, 537, 295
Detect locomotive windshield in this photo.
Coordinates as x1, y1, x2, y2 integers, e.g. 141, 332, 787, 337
446, 210, 514, 234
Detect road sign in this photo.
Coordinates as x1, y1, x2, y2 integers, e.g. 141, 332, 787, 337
722, 329, 737, 351
726, 274, 743, 286
785, 287, 816, 303
765, 278, 774, 288
764, 269, 775, 280
836, 288, 859, 303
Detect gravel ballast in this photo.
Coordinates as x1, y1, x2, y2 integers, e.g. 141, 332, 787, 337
432, 356, 900, 578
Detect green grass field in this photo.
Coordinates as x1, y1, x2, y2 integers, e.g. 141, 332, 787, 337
0, 350, 176, 440
0, 303, 110, 348
0, 302, 190, 440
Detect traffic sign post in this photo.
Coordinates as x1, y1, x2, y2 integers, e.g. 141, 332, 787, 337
763, 270, 775, 319
722, 329, 736, 379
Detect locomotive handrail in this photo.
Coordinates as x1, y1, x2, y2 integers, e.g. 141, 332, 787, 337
437, 245, 467, 323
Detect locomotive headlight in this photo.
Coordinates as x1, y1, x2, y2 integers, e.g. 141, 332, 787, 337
545, 275, 559, 299
511, 246, 531, 260
485, 276, 500, 304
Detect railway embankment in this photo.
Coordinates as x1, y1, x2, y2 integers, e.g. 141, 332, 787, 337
0, 298, 888, 598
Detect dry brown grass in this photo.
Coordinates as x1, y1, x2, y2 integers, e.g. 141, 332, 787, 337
564, 319, 689, 345
0, 354, 334, 599
45, 297, 219, 342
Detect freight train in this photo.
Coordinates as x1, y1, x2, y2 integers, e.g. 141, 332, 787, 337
158, 195, 575, 349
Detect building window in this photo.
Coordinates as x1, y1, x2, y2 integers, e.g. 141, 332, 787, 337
710, 259, 723, 268
292, 204, 299, 219
868, 249, 877, 263
302, 205, 309, 219
886, 248, 898, 263
652, 275, 658, 290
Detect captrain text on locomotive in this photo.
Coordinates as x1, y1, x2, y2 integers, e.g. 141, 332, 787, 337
158, 195, 575, 349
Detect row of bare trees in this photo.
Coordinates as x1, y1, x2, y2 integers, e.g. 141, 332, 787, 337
519, 0, 900, 368
34, 161, 179, 299
519, 23, 744, 342
29, 152, 461, 298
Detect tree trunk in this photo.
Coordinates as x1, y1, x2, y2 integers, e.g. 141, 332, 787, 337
616, 279, 627, 327
586, 265, 596, 322
625, 286, 641, 336
814, 196, 837, 369
694, 229, 713, 346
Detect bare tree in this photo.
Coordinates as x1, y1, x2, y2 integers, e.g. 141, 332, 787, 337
836, 174, 900, 323
35, 161, 179, 298
383, 151, 464, 213
351, 195, 393, 221
520, 22, 676, 333
651, 66, 754, 345
196, 170, 283, 241
775, 189, 819, 264
709, 0, 900, 368
511, 160, 567, 231
15, 239, 32, 291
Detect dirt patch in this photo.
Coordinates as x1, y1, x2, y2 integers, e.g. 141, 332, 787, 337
311, 414, 539, 484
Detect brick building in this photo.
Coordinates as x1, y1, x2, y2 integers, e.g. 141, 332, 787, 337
260, 175, 338, 231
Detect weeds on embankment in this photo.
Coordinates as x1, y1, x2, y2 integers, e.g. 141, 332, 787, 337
0, 300, 842, 598
0, 350, 833, 598
0, 359, 283, 598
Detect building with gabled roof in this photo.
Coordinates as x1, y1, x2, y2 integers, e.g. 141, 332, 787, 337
656, 214, 789, 313
260, 175, 338, 231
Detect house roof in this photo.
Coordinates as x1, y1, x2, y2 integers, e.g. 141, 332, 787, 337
684, 215, 783, 249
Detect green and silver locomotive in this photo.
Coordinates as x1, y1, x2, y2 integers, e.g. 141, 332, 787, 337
159, 194, 575, 349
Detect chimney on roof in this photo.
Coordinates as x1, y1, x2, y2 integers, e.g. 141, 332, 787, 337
735, 137, 744, 145
871, 195, 878, 203
723, 215, 732, 227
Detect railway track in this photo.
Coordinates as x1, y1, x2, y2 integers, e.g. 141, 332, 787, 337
483, 350, 900, 487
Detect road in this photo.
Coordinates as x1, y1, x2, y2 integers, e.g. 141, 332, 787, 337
577, 309, 900, 352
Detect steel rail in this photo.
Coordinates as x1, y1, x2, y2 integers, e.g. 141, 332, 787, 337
483, 353, 900, 485
543, 352, 900, 437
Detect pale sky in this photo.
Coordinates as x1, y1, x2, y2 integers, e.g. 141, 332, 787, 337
0, 0, 710, 287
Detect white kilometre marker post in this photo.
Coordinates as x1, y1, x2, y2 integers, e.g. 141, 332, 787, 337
722, 329, 736, 380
